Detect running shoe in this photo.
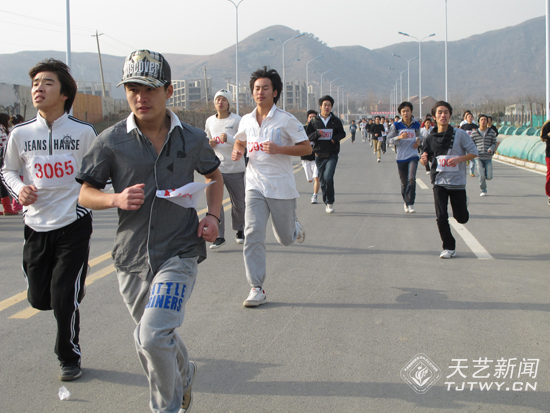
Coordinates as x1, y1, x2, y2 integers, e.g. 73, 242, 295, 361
439, 250, 456, 259
180, 361, 197, 413
311, 194, 318, 204
59, 363, 82, 381
243, 287, 267, 307
209, 238, 226, 249
235, 231, 245, 244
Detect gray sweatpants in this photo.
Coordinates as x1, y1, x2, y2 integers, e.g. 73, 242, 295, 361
117, 256, 198, 413
244, 189, 299, 288
219, 172, 245, 239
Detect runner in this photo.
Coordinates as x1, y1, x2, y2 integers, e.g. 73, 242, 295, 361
366, 118, 374, 146
306, 95, 346, 213
231, 66, 310, 307
205, 89, 245, 249
460, 112, 478, 177
77, 49, 224, 412
302, 110, 320, 204
349, 120, 358, 143
371, 116, 385, 163
540, 119, 550, 205
387, 101, 422, 213
470, 114, 497, 196
420, 101, 478, 259
0, 58, 97, 381
359, 118, 367, 142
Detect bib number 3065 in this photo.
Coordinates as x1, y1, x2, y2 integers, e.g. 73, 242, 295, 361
34, 160, 74, 179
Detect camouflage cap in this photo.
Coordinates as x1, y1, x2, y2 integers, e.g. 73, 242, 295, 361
118, 49, 171, 88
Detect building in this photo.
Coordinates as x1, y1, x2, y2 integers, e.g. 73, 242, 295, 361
284, 81, 307, 110
77, 80, 112, 98
168, 78, 213, 110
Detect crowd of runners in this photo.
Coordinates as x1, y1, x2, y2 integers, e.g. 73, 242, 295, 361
1, 49, 549, 413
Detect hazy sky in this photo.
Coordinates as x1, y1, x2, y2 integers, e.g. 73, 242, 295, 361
0, 1, 545, 57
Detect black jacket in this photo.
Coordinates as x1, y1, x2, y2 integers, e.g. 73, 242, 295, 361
306, 113, 345, 157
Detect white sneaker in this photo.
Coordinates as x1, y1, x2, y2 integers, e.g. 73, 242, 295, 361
311, 194, 318, 204
408, 205, 415, 213
295, 218, 305, 243
404, 203, 409, 213
426, 171, 430, 174
377, 159, 380, 163
480, 192, 487, 197
243, 287, 266, 307
439, 249, 456, 259
180, 361, 197, 413
326, 204, 334, 213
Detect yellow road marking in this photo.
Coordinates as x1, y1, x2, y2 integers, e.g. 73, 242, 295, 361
0, 291, 27, 313
9, 307, 40, 319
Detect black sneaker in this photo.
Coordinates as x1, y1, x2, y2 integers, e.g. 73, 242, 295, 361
59, 363, 82, 381
209, 238, 226, 250
235, 231, 245, 244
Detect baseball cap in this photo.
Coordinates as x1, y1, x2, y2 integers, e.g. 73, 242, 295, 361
118, 49, 171, 88
214, 89, 233, 105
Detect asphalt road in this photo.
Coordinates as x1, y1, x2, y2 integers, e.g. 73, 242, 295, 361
1, 134, 549, 412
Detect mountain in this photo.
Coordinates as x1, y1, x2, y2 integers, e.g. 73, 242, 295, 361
0, 17, 544, 103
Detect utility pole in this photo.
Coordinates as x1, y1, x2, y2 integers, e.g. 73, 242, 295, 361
92, 30, 106, 98
204, 66, 209, 110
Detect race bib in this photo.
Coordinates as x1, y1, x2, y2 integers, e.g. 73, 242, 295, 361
318, 129, 333, 141
30, 153, 77, 188
212, 135, 227, 145
436, 155, 459, 172
401, 130, 416, 140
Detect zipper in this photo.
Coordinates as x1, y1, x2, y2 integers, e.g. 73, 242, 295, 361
48, 122, 53, 155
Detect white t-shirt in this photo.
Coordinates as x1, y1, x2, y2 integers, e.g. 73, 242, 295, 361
205, 112, 245, 174
235, 104, 308, 199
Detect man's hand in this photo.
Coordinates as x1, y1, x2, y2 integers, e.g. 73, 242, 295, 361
448, 157, 460, 167
18, 185, 38, 206
420, 152, 428, 166
114, 183, 145, 210
198, 214, 219, 242
231, 149, 243, 161
262, 141, 280, 155
399, 132, 408, 140
412, 139, 421, 149
209, 139, 218, 148
220, 133, 227, 143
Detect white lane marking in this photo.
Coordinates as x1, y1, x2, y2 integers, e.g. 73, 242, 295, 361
493, 158, 546, 176
450, 218, 494, 259
416, 178, 429, 189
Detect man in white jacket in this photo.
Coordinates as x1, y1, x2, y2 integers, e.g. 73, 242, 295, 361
0, 58, 97, 381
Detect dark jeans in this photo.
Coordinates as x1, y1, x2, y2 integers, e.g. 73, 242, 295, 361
433, 186, 469, 251
351, 132, 356, 143
397, 158, 419, 206
315, 154, 339, 205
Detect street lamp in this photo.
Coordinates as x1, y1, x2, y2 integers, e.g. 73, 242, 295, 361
399, 69, 408, 102
227, 0, 245, 116
337, 84, 347, 118
392, 54, 419, 101
398, 31, 435, 119
306, 55, 323, 111
341, 89, 350, 122
329, 77, 341, 97
320, 69, 333, 98
282, 32, 305, 111
445, 0, 448, 101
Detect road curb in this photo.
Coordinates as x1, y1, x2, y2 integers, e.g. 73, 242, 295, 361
493, 153, 547, 173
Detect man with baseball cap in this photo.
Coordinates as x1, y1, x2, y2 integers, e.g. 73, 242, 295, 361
77, 49, 224, 413
205, 89, 245, 249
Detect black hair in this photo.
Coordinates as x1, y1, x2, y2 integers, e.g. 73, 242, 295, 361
0, 113, 10, 132
318, 95, 334, 107
432, 101, 453, 117
249, 66, 282, 104
487, 116, 493, 121
397, 101, 413, 114
29, 58, 77, 113
306, 109, 318, 117
462, 110, 472, 118
375, 115, 381, 120
10, 114, 25, 126
478, 114, 488, 122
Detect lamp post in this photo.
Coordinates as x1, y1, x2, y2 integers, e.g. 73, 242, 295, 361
227, 0, 244, 115
342, 89, 350, 122
393, 54, 419, 101
399, 69, 408, 102
320, 69, 333, 98
336, 84, 347, 118
306, 55, 323, 111
329, 77, 341, 97
398, 31, 435, 119
445, 0, 448, 101
282, 33, 305, 111
547, 0, 550, 121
